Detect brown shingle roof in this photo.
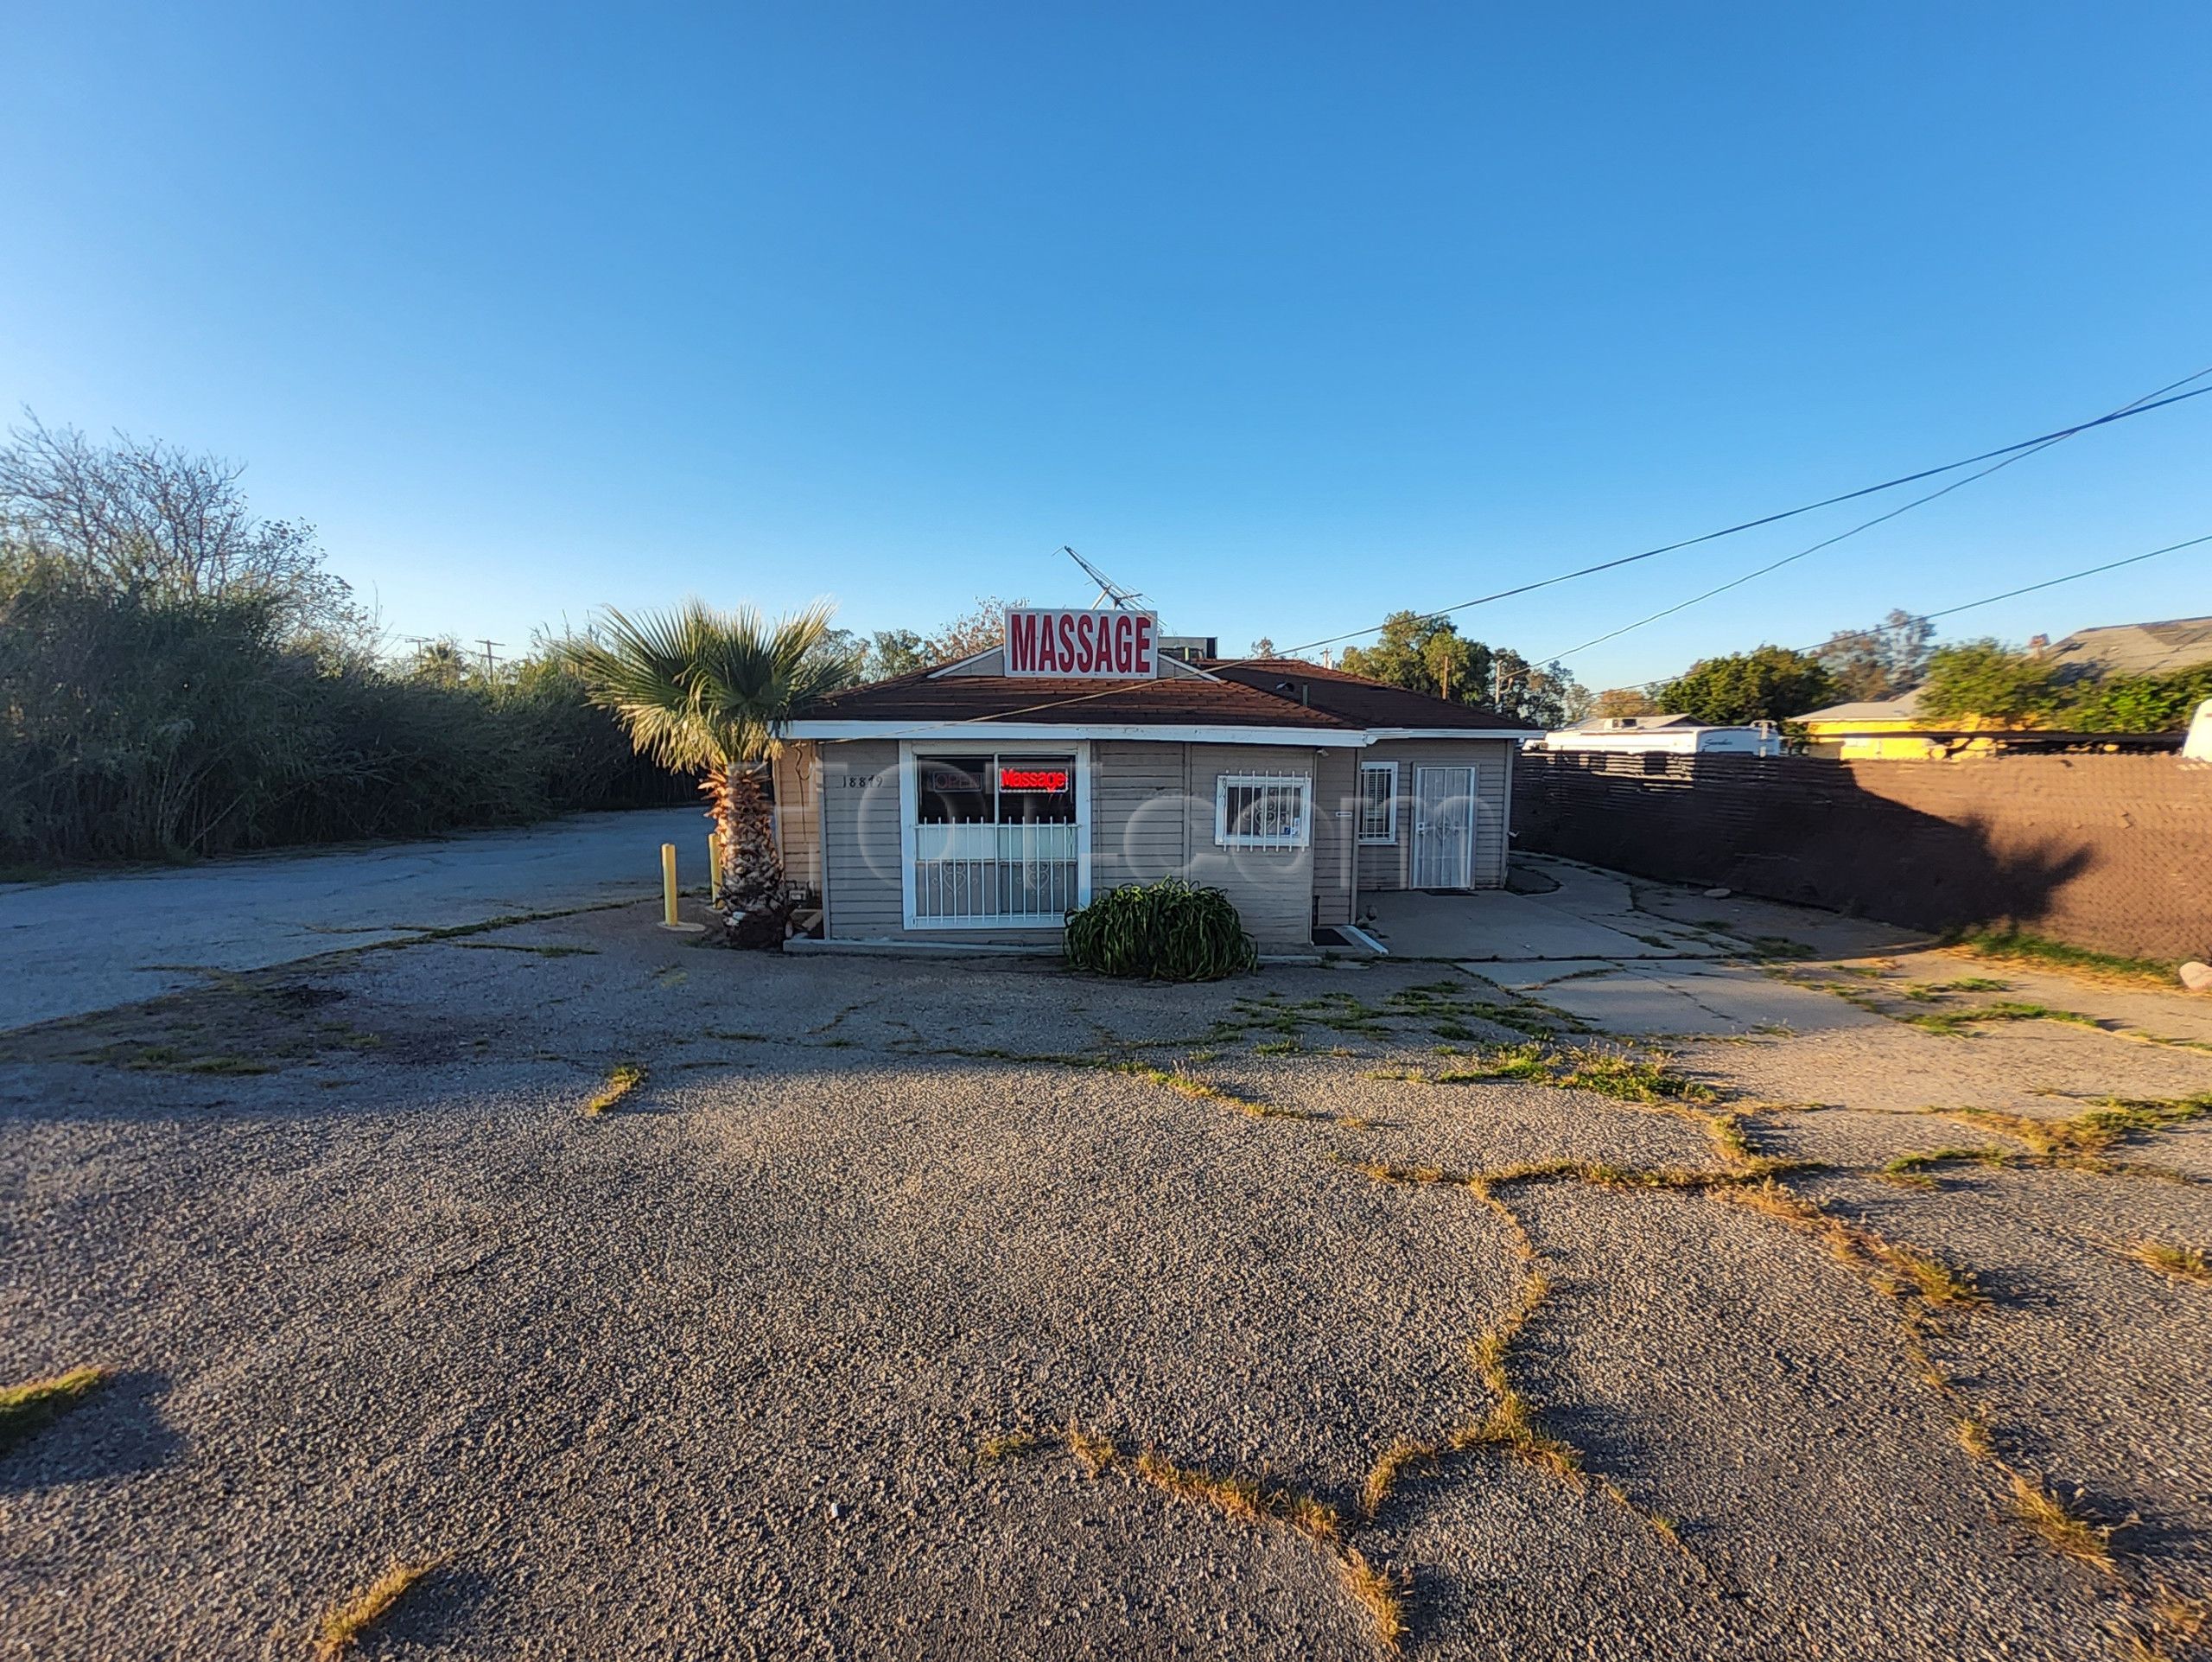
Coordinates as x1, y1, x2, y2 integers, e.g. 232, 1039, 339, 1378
1205, 659, 1540, 731
802, 666, 1363, 729
2045, 615, 2212, 678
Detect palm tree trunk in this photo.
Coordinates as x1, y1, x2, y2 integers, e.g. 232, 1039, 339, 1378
717, 762, 786, 946
702, 767, 740, 895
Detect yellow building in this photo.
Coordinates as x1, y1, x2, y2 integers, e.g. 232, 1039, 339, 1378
1796, 691, 1949, 758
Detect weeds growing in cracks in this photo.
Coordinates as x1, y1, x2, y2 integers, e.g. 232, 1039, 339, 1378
1450, 1270, 1581, 1485
2122, 1239, 2210, 1284
976, 1430, 1039, 1461
1941, 1094, 2208, 1173
313, 1558, 443, 1659
1943, 928, 2177, 987
1906, 1002, 2105, 1036
583, 1061, 645, 1115
1376, 1040, 1717, 1107
1879, 1146, 2014, 1187
1722, 1181, 1984, 1308
0, 1365, 111, 1455
1335, 1163, 1695, 1570
1040, 1423, 1408, 1652
2005, 1472, 2117, 1575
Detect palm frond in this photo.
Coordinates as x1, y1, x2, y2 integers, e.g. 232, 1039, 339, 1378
574, 597, 856, 771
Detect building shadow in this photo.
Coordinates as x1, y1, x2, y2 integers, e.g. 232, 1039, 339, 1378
1510, 755, 2097, 941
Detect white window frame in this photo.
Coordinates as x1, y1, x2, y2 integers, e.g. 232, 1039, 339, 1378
1214, 772, 1313, 849
898, 740, 1091, 929
1357, 760, 1398, 844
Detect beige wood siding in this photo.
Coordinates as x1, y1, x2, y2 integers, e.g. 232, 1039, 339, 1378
1352, 740, 1515, 893
772, 742, 822, 893
1093, 742, 1332, 944
1178, 744, 1323, 946
1311, 747, 1357, 927
813, 737, 1333, 950
1090, 742, 1189, 887
818, 741, 906, 940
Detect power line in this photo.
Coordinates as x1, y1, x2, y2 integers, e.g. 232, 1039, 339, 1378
829, 366, 2212, 739
1916, 532, 2212, 627
1522, 435, 2063, 670
1279, 369, 2212, 659
1585, 531, 2210, 695
1503, 363, 2212, 683
824, 529, 2212, 745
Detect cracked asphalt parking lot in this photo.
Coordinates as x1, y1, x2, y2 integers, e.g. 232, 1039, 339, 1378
2, 876, 2209, 1659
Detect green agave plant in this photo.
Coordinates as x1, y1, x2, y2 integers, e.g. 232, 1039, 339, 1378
1064, 877, 1258, 981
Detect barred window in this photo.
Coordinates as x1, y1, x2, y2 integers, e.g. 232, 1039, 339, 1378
1357, 761, 1397, 844
1215, 774, 1312, 849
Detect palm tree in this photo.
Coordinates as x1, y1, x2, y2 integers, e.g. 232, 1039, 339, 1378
574, 600, 854, 944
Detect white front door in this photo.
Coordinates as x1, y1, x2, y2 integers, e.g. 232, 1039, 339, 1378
1412, 765, 1476, 888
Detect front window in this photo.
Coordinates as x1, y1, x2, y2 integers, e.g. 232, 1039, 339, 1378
915, 754, 1077, 825
908, 751, 1082, 926
1215, 774, 1312, 849
1357, 761, 1397, 844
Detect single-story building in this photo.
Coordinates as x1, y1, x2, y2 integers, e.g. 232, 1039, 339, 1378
776, 608, 1535, 952
1796, 690, 1942, 759
2041, 613, 2212, 680
1539, 712, 1783, 756
1796, 687, 2187, 759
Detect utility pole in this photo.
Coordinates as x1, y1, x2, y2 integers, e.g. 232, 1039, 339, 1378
478, 640, 504, 678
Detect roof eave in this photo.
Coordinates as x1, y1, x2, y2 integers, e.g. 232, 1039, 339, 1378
1363, 725, 1540, 741
785, 719, 1371, 747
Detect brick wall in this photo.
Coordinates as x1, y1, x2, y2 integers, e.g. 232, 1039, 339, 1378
1512, 752, 2212, 960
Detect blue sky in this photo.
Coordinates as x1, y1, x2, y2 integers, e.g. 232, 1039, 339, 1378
4, 2, 2208, 691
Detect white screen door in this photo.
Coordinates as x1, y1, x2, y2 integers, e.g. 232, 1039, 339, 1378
1412, 765, 1476, 888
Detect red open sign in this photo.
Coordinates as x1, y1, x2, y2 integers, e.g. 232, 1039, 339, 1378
999, 767, 1069, 793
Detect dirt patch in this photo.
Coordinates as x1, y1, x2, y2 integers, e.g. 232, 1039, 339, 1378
0, 971, 398, 1075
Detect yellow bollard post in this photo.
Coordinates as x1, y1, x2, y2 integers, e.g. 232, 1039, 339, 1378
708, 831, 721, 905
659, 842, 704, 933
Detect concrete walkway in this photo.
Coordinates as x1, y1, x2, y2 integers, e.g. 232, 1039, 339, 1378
1475, 954, 1891, 1037
0, 807, 699, 1030
1363, 863, 1731, 961
1364, 857, 1910, 1038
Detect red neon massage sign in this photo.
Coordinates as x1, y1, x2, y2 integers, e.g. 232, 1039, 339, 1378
998, 767, 1069, 793
1002, 608, 1158, 678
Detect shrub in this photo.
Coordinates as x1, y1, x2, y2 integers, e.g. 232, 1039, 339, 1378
0, 417, 688, 865
1063, 878, 1259, 980
0, 566, 685, 865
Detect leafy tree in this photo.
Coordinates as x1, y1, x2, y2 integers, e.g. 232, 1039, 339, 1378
1249, 635, 1278, 658
574, 601, 853, 945
1917, 637, 2212, 732
922, 595, 1027, 664
1657, 646, 1836, 724
1339, 609, 1587, 721
810, 624, 920, 684
868, 628, 927, 678
813, 626, 864, 677
1593, 686, 1659, 719
1341, 611, 1489, 701
0, 412, 365, 646
1491, 651, 1590, 729
1916, 640, 2063, 725
2064, 663, 2212, 732
1815, 609, 1935, 701
1, 421, 691, 867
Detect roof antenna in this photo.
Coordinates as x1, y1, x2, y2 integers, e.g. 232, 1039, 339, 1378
1063, 545, 1148, 611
